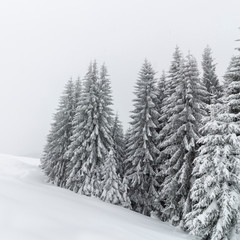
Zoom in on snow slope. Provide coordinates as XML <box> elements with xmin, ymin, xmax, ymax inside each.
<box><xmin>0</xmin><ymin>154</ymin><xmax>194</xmax><ymax>240</ymax></box>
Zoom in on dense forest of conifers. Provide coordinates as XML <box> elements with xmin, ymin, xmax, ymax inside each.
<box><xmin>41</xmin><ymin>44</ymin><xmax>240</xmax><ymax>240</ymax></box>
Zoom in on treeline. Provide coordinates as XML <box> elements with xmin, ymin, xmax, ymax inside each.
<box><xmin>41</xmin><ymin>45</ymin><xmax>240</xmax><ymax>240</ymax></box>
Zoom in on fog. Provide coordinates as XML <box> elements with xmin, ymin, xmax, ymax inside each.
<box><xmin>0</xmin><ymin>0</ymin><xmax>239</xmax><ymax>157</ymax></box>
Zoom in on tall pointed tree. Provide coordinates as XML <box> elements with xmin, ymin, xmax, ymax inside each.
<box><xmin>185</xmin><ymin>101</ymin><xmax>240</xmax><ymax>240</ymax></box>
<box><xmin>65</xmin><ymin>62</ymin><xmax>114</xmax><ymax>197</ymax></box>
<box><xmin>64</xmin><ymin>63</ymin><xmax>98</xmax><ymax>193</ymax></box>
<box><xmin>41</xmin><ymin>79</ymin><xmax>76</xmax><ymax>187</ymax></box>
<box><xmin>159</xmin><ymin>54</ymin><xmax>208</xmax><ymax>225</ymax></box>
<box><xmin>202</xmin><ymin>46</ymin><xmax>222</xmax><ymax>103</ymax></box>
<box><xmin>157</xmin><ymin>47</ymin><xmax>183</xmax><ymax>176</ymax></box>
<box><xmin>167</xmin><ymin>47</ymin><xmax>240</xmax><ymax>238</ymax></box>
<box><xmin>126</xmin><ymin>59</ymin><xmax>160</xmax><ymax>216</ymax></box>
<box><xmin>154</xmin><ymin>71</ymin><xmax>167</xmax><ymax>213</ymax></box>
<box><xmin>156</xmin><ymin>47</ymin><xmax>183</xmax><ymax>217</ymax></box>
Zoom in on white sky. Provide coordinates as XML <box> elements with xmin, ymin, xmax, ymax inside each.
<box><xmin>0</xmin><ymin>0</ymin><xmax>239</xmax><ymax>157</ymax></box>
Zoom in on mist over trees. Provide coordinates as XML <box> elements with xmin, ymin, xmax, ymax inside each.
<box><xmin>41</xmin><ymin>44</ymin><xmax>240</xmax><ymax>240</ymax></box>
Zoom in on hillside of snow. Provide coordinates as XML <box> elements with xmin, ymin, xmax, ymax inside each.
<box><xmin>0</xmin><ymin>154</ymin><xmax>194</xmax><ymax>240</ymax></box>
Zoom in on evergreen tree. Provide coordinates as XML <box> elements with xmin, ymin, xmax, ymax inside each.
<box><xmin>64</xmin><ymin>63</ymin><xmax>98</xmax><ymax>193</ymax></box>
<box><xmin>184</xmin><ymin>103</ymin><xmax>240</xmax><ymax>240</ymax></box>
<box><xmin>126</xmin><ymin>59</ymin><xmax>160</xmax><ymax>216</ymax></box>
<box><xmin>65</xmin><ymin>62</ymin><xmax>114</xmax><ymax>197</ymax></box>
<box><xmin>63</xmin><ymin>78</ymin><xmax>82</xmax><ymax>183</ymax></box>
<box><xmin>159</xmin><ymin>54</ymin><xmax>207</xmax><ymax>225</ymax></box>
<box><xmin>41</xmin><ymin>79</ymin><xmax>76</xmax><ymax>187</ymax></box>
<box><xmin>153</xmin><ymin>71</ymin><xmax>167</xmax><ymax>213</ymax></box>
<box><xmin>157</xmin><ymin>47</ymin><xmax>183</xmax><ymax>181</ymax></box>
<box><xmin>202</xmin><ymin>46</ymin><xmax>222</xmax><ymax>103</ymax></box>
<box><xmin>156</xmin><ymin>47</ymin><xmax>183</xmax><ymax>219</ymax></box>
<box><xmin>112</xmin><ymin>114</ymin><xmax>125</xmax><ymax>177</ymax></box>
<box><xmin>100</xmin><ymin>148</ymin><xmax>130</xmax><ymax>207</ymax></box>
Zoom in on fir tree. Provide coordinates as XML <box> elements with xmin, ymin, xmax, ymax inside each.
<box><xmin>202</xmin><ymin>46</ymin><xmax>222</xmax><ymax>103</ymax></box>
<box><xmin>65</xmin><ymin>62</ymin><xmax>114</xmax><ymax>197</ymax></box>
<box><xmin>100</xmin><ymin>148</ymin><xmax>130</xmax><ymax>207</ymax></box>
<box><xmin>153</xmin><ymin>71</ymin><xmax>167</xmax><ymax>213</ymax></box>
<box><xmin>64</xmin><ymin>63</ymin><xmax>99</xmax><ymax>193</ymax></box>
<box><xmin>62</xmin><ymin>78</ymin><xmax>82</xmax><ymax>184</ymax></box>
<box><xmin>156</xmin><ymin>47</ymin><xmax>183</xmax><ymax>218</ymax></box>
<box><xmin>159</xmin><ymin>54</ymin><xmax>207</xmax><ymax>225</ymax></box>
<box><xmin>41</xmin><ymin>79</ymin><xmax>76</xmax><ymax>187</ymax></box>
<box><xmin>126</xmin><ymin>59</ymin><xmax>160</xmax><ymax>216</ymax></box>
<box><xmin>184</xmin><ymin>103</ymin><xmax>240</xmax><ymax>240</ymax></box>
<box><xmin>157</xmin><ymin>47</ymin><xmax>183</xmax><ymax>180</ymax></box>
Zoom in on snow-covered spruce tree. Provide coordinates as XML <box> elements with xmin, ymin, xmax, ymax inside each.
<box><xmin>157</xmin><ymin>47</ymin><xmax>183</xmax><ymax>174</ymax></box>
<box><xmin>159</xmin><ymin>54</ymin><xmax>208</xmax><ymax>225</ymax></box>
<box><xmin>112</xmin><ymin>114</ymin><xmax>125</xmax><ymax>177</ymax></box>
<box><xmin>125</xmin><ymin>59</ymin><xmax>160</xmax><ymax>216</ymax></box>
<box><xmin>184</xmin><ymin>103</ymin><xmax>240</xmax><ymax>240</ymax></box>
<box><xmin>202</xmin><ymin>46</ymin><xmax>222</xmax><ymax>103</ymax></box>
<box><xmin>62</xmin><ymin>78</ymin><xmax>82</xmax><ymax>183</ymax></box>
<box><xmin>100</xmin><ymin>147</ymin><xmax>130</xmax><ymax>207</ymax></box>
<box><xmin>41</xmin><ymin>79</ymin><xmax>76</xmax><ymax>187</ymax></box>
<box><xmin>65</xmin><ymin>62</ymin><xmax>114</xmax><ymax>197</ymax></box>
<box><xmin>64</xmin><ymin>63</ymin><xmax>98</xmax><ymax>193</ymax></box>
<box><xmin>153</xmin><ymin>71</ymin><xmax>167</xmax><ymax>213</ymax></box>
<box><xmin>156</xmin><ymin>47</ymin><xmax>183</xmax><ymax>217</ymax></box>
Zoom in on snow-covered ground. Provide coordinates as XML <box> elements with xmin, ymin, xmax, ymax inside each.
<box><xmin>0</xmin><ymin>154</ymin><xmax>194</xmax><ymax>240</ymax></box>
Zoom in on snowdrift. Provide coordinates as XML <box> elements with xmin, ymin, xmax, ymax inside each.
<box><xmin>0</xmin><ymin>154</ymin><xmax>194</xmax><ymax>240</ymax></box>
